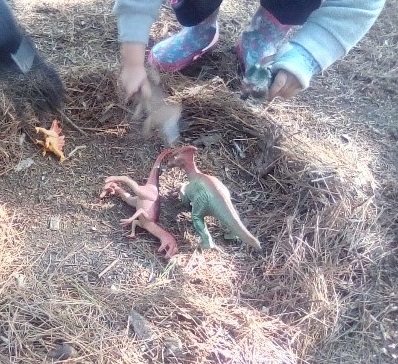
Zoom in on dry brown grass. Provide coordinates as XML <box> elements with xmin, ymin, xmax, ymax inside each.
<box><xmin>0</xmin><ymin>0</ymin><xmax>397</xmax><ymax>363</ymax></box>
<box><xmin>0</xmin><ymin>98</ymin><xmax>20</xmax><ymax>176</ymax></box>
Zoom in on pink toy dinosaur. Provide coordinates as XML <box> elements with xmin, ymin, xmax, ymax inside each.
<box><xmin>100</xmin><ymin>149</ymin><xmax>178</xmax><ymax>259</ymax></box>
<box><xmin>166</xmin><ymin>145</ymin><xmax>262</xmax><ymax>251</ymax></box>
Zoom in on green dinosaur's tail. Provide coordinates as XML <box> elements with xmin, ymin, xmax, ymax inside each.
<box><xmin>208</xmin><ymin>194</ymin><xmax>261</xmax><ymax>251</ymax></box>
<box><xmin>223</xmin><ymin>213</ymin><xmax>261</xmax><ymax>250</ymax></box>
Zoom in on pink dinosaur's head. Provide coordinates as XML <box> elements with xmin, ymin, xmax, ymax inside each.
<box><xmin>167</xmin><ymin>145</ymin><xmax>198</xmax><ymax>169</ymax></box>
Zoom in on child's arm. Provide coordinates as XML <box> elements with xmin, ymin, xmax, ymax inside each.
<box><xmin>113</xmin><ymin>0</ymin><xmax>162</xmax><ymax>46</ymax></box>
<box><xmin>270</xmin><ymin>0</ymin><xmax>386</xmax><ymax>100</ymax></box>
<box><xmin>113</xmin><ymin>0</ymin><xmax>163</xmax><ymax>100</ymax></box>
<box><xmin>119</xmin><ymin>42</ymin><xmax>151</xmax><ymax>102</ymax></box>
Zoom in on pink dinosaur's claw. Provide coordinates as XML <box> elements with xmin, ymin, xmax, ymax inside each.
<box><xmin>158</xmin><ymin>239</ymin><xmax>178</xmax><ymax>259</ymax></box>
<box><xmin>104</xmin><ymin>176</ymin><xmax>116</xmax><ymax>183</ymax></box>
<box><xmin>119</xmin><ymin>218</ymin><xmax>131</xmax><ymax>226</ymax></box>
<box><xmin>105</xmin><ymin>176</ymin><xmax>127</xmax><ymax>185</ymax></box>
<box><xmin>166</xmin><ymin>246</ymin><xmax>178</xmax><ymax>259</ymax></box>
<box><xmin>100</xmin><ymin>182</ymin><xmax>120</xmax><ymax>198</ymax></box>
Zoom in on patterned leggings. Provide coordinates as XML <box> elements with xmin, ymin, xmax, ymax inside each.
<box><xmin>171</xmin><ymin>0</ymin><xmax>322</xmax><ymax>27</ymax></box>
<box><xmin>0</xmin><ymin>0</ymin><xmax>23</xmax><ymax>57</ymax></box>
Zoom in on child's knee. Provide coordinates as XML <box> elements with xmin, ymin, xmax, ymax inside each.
<box><xmin>172</xmin><ymin>0</ymin><xmax>223</xmax><ymax>26</ymax></box>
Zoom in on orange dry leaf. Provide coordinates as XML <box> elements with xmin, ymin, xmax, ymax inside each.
<box><xmin>35</xmin><ymin>119</ymin><xmax>66</xmax><ymax>162</ymax></box>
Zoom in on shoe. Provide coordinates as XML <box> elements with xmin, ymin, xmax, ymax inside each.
<box><xmin>148</xmin><ymin>21</ymin><xmax>219</xmax><ymax>72</ymax></box>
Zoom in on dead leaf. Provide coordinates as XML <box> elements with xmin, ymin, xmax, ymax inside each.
<box><xmin>128</xmin><ymin>309</ymin><xmax>155</xmax><ymax>341</ymax></box>
<box><xmin>164</xmin><ymin>336</ymin><xmax>184</xmax><ymax>358</ymax></box>
<box><xmin>13</xmin><ymin>273</ymin><xmax>25</xmax><ymax>288</ymax></box>
<box><xmin>35</xmin><ymin>120</ymin><xmax>66</xmax><ymax>162</ymax></box>
<box><xmin>14</xmin><ymin>158</ymin><xmax>35</xmax><ymax>172</ymax></box>
<box><xmin>255</xmin><ymin>126</ymin><xmax>283</xmax><ymax>177</ymax></box>
<box><xmin>48</xmin><ymin>343</ymin><xmax>78</xmax><ymax>360</ymax></box>
<box><xmin>49</xmin><ymin>216</ymin><xmax>61</xmax><ymax>231</ymax></box>
<box><xmin>192</xmin><ymin>133</ymin><xmax>222</xmax><ymax>148</ymax></box>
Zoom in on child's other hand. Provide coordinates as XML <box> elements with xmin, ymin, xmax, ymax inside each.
<box><xmin>119</xmin><ymin>42</ymin><xmax>151</xmax><ymax>102</ymax></box>
<box><xmin>119</xmin><ymin>63</ymin><xmax>151</xmax><ymax>102</ymax></box>
<box><xmin>268</xmin><ymin>69</ymin><xmax>302</xmax><ymax>101</ymax></box>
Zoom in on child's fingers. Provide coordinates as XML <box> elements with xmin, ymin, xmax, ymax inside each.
<box><xmin>268</xmin><ymin>70</ymin><xmax>302</xmax><ymax>100</ymax></box>
<box><xmin>140</xmin><ymin>79</ymin><xmax>152</xmax><ymax>101</ymax></box>
<box><xmin>268</xmin><ymin>70</ymin><xmax>288</xmax><ymax>100</ymax></box>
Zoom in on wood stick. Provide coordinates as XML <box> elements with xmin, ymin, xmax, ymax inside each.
<box><xmin>58</xmin><ymin>109</ymin><xmax>88</xmax><ymax>136</ymax></box>
<box><xmin>98</xmin><ymin>258</ymin><xmax>119</xmax><ymax>278</ymax></box>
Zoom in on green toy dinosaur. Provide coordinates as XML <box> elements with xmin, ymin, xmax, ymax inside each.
<box><xmin>167</xmin><ymin>145</ymin><xmax>262</xmax><ymax>251</ymax></box>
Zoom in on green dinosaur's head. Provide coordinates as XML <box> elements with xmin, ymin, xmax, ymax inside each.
<box><xmin>167</xmin><ymin>145</ymin><xmax>198</xmax><ymax>169</ymax></box>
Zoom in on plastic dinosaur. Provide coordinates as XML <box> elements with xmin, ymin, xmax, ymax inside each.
<box><xmin>35</xmin><ymin>119</ymin><xmax>66</xmax><ymax>162</ymax></box>
<box><xmin>100</xmin><ymin>149</ymin><xmax>178</xmax><ymax>259</ymax></box>
<box><xmin>166</xmin><ymin>145</ymin><xmax>261</xmax><ymax>251</ymax></box>
<box><xmin>241</xmin><ymin>64</ymin><xmax>274</xmax><ymax>100</ymax></box>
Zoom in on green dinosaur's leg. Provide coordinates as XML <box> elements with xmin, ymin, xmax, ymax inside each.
<box><xmin>191</xmin><ymin>204</ymin><xmax>215</xmax><ymax>249</ymax></box>
<box><xmin>179</xmin><ymin>182</ymin><xmax>191</xmax><ymax>207</ymax></box>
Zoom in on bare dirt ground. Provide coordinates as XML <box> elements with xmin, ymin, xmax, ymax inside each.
<box><xmin>0</xmin><ymin>0</ymin><xmax>397</xmax><ymax>363</ymax></box>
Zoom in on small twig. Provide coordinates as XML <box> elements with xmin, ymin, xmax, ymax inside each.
<box><xmin>79</xmin><ymin>123</ymin><xmax>131</xmax><ymax>133</ymax></box>
<box><xmin>115</xmin><ymin>103</ymin><xmax>138</xmax><ymax>116</ymax></box>
<box><xmin>21</xmin><ymin>123</ymin><xmax>38</xmax><ymax>145</ymax></box>
<box><xmin>0</xmin><ymin>336</ymin><xmax>10</xmax><ymax>345</ymax></box>
<box><xmin>78</xmin><ymin>127</ymin><xmax>114</xmax><ymax>132</ymax></box>
<box><xmin>98</xmin><ymin>258</ymin><xmax>119</xmax><ymax>278</ymax></box>
<box><xmin>311</xmin><ymin>175</ymin><xmax>335</xmax><ymax>183</ymax></box>
<box><xmin>67</xmin><ymin>145</ymin><xmax>87</xmax><ymax>159</ymax></box>
<box><xmin>31</xmin><ymin>83</ymin><xmax>87</xmax><ymax>136</ymax></box>
<box><xmin>267</xmin><ymin>174</ymin><xmax>288</xmax><ymax>194</ymax></box>
<box><xmin>220</xmin><ymin>144</ymin><xmax>257</xmax><ymax>178</ymax></box>
<box><xmin>126</xmin><ymin>310</ymin><xmax>131</xmax><ymax>337</ymax></box>
<box><xmin>58</xmin><ymin>109</ymin><xmax>88</xmax><ymax>136</ymax></box>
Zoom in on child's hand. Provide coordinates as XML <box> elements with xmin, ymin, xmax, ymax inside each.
<box><xmin>119</xmin><ymin>63</ymin><xmax>151</xmax><ymax>102</ymax></box>
<box><xmin>268</xmin><ymin>69</ymin><xmax>302</xmax><ymax>101</ymax></box>
<box><xmin>119</xmin><ymin>42</ymin><xmax>151</xmax><ymax>102</ymax></box>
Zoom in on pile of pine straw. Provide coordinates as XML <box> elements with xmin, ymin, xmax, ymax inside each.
<box><xmin>0</xmin><ymin>101</ymin><xmax>20</xmax><ymax>176</ymax></box>
<box><xmin>1</xmin><ymin>0</ymin><xmax>397</xmax><ymax>363</ymax></box>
